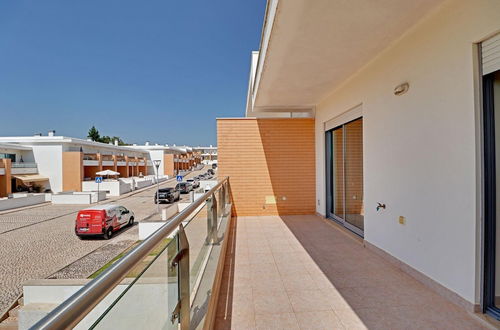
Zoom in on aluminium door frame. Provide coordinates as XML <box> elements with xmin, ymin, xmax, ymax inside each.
<box><xmin>325</xmin><ymin>117</ymin><xmax>364</xmax><ymax>237</ymax></box>
<box><xmin>483</xmin><ymin>71</ymin><xmax>500</xmax><ymax>319</ymax></box>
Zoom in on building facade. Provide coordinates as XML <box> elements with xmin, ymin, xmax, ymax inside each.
<box><xmin>218</xmin><ymin>0</ymin><xmax>500</xmax><ymax>319</ymax></box>
<box><xmin>0</xmin><ymin>135</ymin><xmax>149</xmax><ymax>194</ymax></box>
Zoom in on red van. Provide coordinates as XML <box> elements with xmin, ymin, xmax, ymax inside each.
<box><xmin>75</xmin><ymin>205</ymin><xmax>135</xmax><ymax>240</ymax></box>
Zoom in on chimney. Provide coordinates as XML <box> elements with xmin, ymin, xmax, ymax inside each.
<box><xmin>48</xmin><ymin>130</ymin><xmax>56</xmax><ymax>137</ymax></box>
<box><xmin>145</xmin><ymin>141</ymin><xmax>150</xmax><ymax>146</ymax></box>
<box><xmin>114</xmin><ymin>139</ymin><xmax>118</xmax><ymax>146</ymax></box>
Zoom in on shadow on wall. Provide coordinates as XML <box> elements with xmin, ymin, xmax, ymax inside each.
<box><xmin>256</xmin><ymin>118</ymin><xmax>316</xmax><ymax>215</ymax></box>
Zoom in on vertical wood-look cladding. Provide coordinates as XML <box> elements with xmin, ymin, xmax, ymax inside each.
<box><xmin>217</xmin><ymin>118</ymin><xmax>316</xmax><ymax>216</ymax></box>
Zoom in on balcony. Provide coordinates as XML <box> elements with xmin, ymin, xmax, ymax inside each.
<box><xmin>101</xmin><ymin>155</ymin><xmax>114</xmax><ymax>166</ymax></box>
<box><xmin>20</xmin><ymin>175</ymin><xmax>494</xmax><ymax>329</ymax></box>
<box><xmin>214</xmin><ymin>215</ymin><xmax>488</xmax><ymax>329</ymax></box>
<box><xmin>83</xmin><ymin>154</ymin><xmax>99</xmax><ymax>166</ymax></box>
<box><xmin>10</xmin><ymin>162</ymin><xmax>38</xmax><ymax>175</ymax></box>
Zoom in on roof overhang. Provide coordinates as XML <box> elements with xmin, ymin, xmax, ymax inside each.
<box><xmin>129</xmin><ymin>145</ymin><xmax>185</xmax><ymax>154</ymax></box>
<box><xmin>0</xmin><ymin>143</ymin><xmax>32</xmax><ymax>151</ymax></box>
<box><xmin>0</xmin><ymin>137</ymin><xmax>149</xmax><ymax>154</ymax></box>
<box><xmin>250</xmin><ymin>0</ymin><xmax>445</xmax><ymax>113</ymax></box>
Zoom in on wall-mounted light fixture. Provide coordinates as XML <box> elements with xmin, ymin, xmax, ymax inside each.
<box><xmin>394</xmin><ymin>82</ymin><xmax>410</xmax><ymax>96</ymax></box>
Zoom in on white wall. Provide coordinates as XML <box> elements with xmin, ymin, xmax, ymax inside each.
<box><xmin>148</xmin><ymin>150</ymin><xmax>164</xmax><ymax>175</ymax></box>
<box><xmin>51</xmin><ymin>191</ymin><xmax>106</xmax><ymax>204</ymax></box>
<box><xmin>315</xmin><ymin>0</ymin><xmax>500</xmax><ymax>304</ymax></box>
<box><xmin>82</xmin><ymin>180</ymin><xmax>132</xmax><ymax>196</ymax></box>
<box><xmin>30</xmin><ymin>145</ymin><xmax>63</xmax><ymax>193</ymax></box>
<box><xmin>0</xmin><ymin>194</ymin><xmax>47</xmax><ymax>211</ymax></box>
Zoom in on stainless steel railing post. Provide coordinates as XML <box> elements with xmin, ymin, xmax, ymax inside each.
<box><xmin>177</xmin><ymin>225</ymin><xmax>190</xmax><ymax>329</ymax></box>
<box><xmin>207</xmin><ymin>193</ymin><xmax>218</xmax><ymax>244</ymax></box>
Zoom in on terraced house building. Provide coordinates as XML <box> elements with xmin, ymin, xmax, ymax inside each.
<box><xmin>216</xmin><ymin>0</ymin><xmax>500</xmax><ymax>323</ymax></box>
<box><xmin>0</xmin><ymin>133</ymin><xmax>150</xmax><ymax>195</ymax></box>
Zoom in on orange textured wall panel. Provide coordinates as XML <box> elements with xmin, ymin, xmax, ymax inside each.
<box><xmin>217</xmin><ymin>118</ymin><xmax>316</xmax><ymax>216</ymax></box>
<box><xmin>0</xmin><ymin>159</ymin><xmax>12</xmax><ymax>197</ymax></box>
<box><xmin>164</xmin><ymin>154</ymin><xmax>175</xmax><ymax>176</ymax></box>
<box><xmin>62</xmin><ymin>152</ymin><xmax>83</xmax><ymax>192</ymax></box>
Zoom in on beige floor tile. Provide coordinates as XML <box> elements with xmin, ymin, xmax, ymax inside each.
<box><xmin>276</xmin><ymin>262</ymin><xmax>310</xmax><ymax>277</ymax></box>
<box><xmin>287</xmin><ymin>289</ymin><xmax>335</xmax><ymax>312</ymax></box>
<box><xmin>269</xmin><ymin>242</ymin><xmax>294</xmax><ymax>253</ymax></box>
<box><xmin>251</xmin><ymin>274</ymin><xmax>286</xmax><ymax>293</ymax></box>
<box><xmin>309</xmin><ymin>272</ymin><xmax>336</xmax><ymax>290</ymax></box>
<box><xmin>232</xmin><ymin>270</ymin><xmax>252</xmax><ymax>289</ymax></box>
<box><xmin>273</xmin><ymin>252</ymin><xmax>306</xmax><ymax>265</ymax></box>
<box><xmin>228</xmin><ymin>311</ymin><xmax>257</xmax><ymax>330</ymax></box>
<box><xmin>295</xmin><ymin>310</ymin><xmax>345</xmax><ymax>330</ymax></box>
<box><xmin>333</xmin><ymin>308</ymin><xmax>368</xmax><ymax>330</ymax></box>
<box><xmin>248</xmin><ymin>244</ymin><xmax>272</xmax><ymax>254</ymax></box>
<box><xmin>249</xmin><ymin>252</ymin><xmax>275</xmax><ymax>265</ymax></box>
<box><xmin>254</xmin><ymin>312</ymin><xmax>300</xmax><ymax>330</ymax></box>
<box><xmin>253</xmin><ymin>290</ymin><xmax>294</xmax><ymax>315</ymax></box>
<box><xmin>281</xmin><ymin>273</ymin><xmax>318</xmax><ymax>292</ymax></box>
<box><xmin>250</xmin><ymin>262</ymin><xmax>279</xmax><ymax>275</ymax></box>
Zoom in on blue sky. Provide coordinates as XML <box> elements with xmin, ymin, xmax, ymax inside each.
<box><xmin>0</xmin><ymin>1</ymin><xmax>266</xmax><ymax>146</ymax></box>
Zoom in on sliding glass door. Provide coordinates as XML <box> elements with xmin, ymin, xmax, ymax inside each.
<box><xmin>483</xmin><ymin>69</ymin><xmax>500</xmax><ymax>320</ymax></box>
<box><xmin>326</xmin><ymin>117</ymin><xmax>364</xmax><ymax>236</ymax></box>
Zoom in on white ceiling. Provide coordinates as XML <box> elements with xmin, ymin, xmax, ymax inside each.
<box><xmin>254</xmin><ymin>0</ymin><xmax>445</xmax><ymax>110</ymax></box>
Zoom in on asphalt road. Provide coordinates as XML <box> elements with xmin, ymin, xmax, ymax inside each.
<box><xmin>0</xmin><ymin>167</ymin><xmax>210</xmax><ymax>313</ymax></box>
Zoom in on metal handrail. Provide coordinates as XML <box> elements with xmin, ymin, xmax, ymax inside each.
<box><xmin>31</xmin><ymin>177</ymin><xmax>229</xmax><ymax>330</ymax></box>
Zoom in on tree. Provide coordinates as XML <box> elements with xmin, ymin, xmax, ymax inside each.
<box><xmin>87</xmin><ymin>126</ymin><xmax>100</xmax><ymax>142</ymax></box>
<box><xmin>87</xmin><ymin>126</ymin><xmax>128</xmax><ymax>145</ymax></box>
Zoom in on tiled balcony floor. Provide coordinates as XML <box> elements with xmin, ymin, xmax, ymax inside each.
<box><xmin>214</xmin><ymin>215</ymin><xmax>492</xmax><ymax>329</ymax></box>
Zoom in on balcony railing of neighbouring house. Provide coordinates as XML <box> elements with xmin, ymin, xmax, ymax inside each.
<box><xmin>32</xmin><ymin>177</ymin><xmax>232</xmax><ymax>330</ymax></box>
<box><xmin>83</xmin><ymin>154</ymin><xmax>98</xmax><ymax>161</ymax></box>
<box><xmin>11</xmin><ymin>162</ymin><xmax>37</xmax><ymax>168</ymax></box>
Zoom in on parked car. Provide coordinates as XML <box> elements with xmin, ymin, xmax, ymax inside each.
<box><xmin>175</xmin><ymin>182</ymin><xmax>193</xmax><ymax>193</ymax></box>
<box><xmin>212</xmin><ymin>163</ymin><xmax>217</xmax><ymax>169</ymax></box>
<box><xmin>187</xmin><ymin>179</ymin><xmax>200</xmax><ymax>188</ymax></box>
<box><xmin>207</xmin><ymin>169</ymin><xmax>215</xmax><ymax>175</ymax></box>
<box><xmin>75</xmin><ymin>205</ymin><xmax>134</xmax><ymax>240</ymax></box>
<box><xmin>155</xmin><ymin>187</ymin><xmax>180</xmax><ymax>204</ymax></box>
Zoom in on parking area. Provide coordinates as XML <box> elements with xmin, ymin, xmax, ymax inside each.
<box><xmin>0</xmin><ymin>167</ymin><xmax>212</xmax><ymax>312</ymax></box>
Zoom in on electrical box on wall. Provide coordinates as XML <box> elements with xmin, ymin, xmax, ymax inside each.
<box><xmin>265</xmin><ymin>195</ymin><xmax>277</xmax><ymax>204</ymax></box>
<box><xmin>399</xmin><ymin>216</ymin><xmax>406</xmax><ymax>225</ymax></box>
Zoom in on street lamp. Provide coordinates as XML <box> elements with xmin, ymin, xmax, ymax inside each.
<box><xmin>153</xmin><ymin>159</ymin><xmax>161</xmax><ymax>214</ymax></box>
